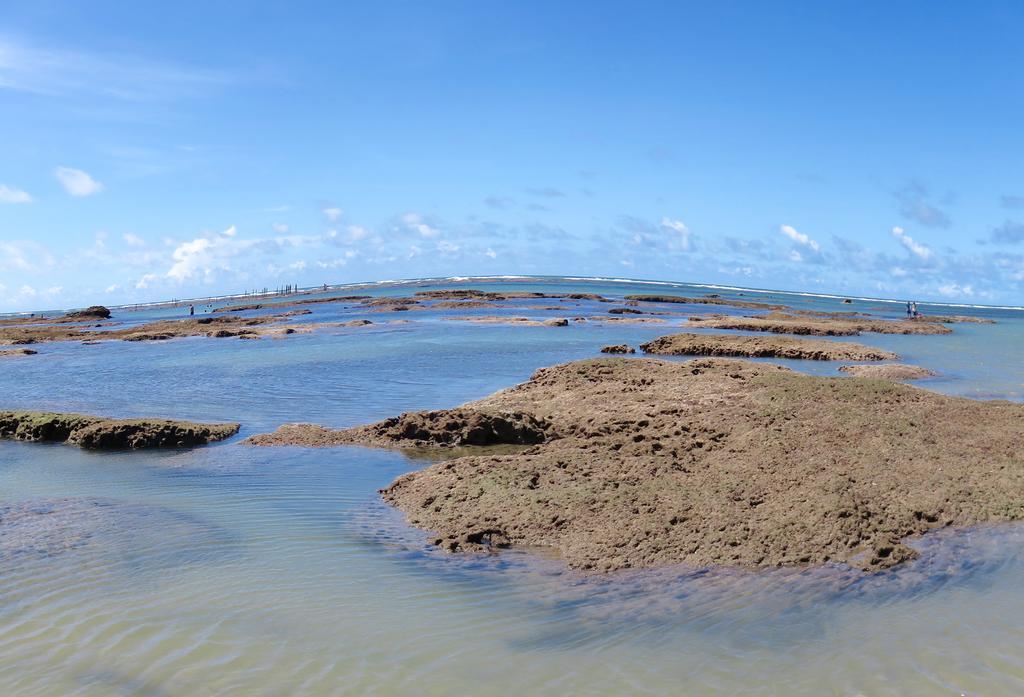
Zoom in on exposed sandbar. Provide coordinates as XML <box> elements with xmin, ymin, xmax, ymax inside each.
<box><xmin>0</xmin><ymin>411</ymin><xmax>239</xmax><ymax>449</ymax></box>
<box><xmin>640</xmin><ymin>332</ymin><xmax>896</xmax><ymax>361</ymax></box>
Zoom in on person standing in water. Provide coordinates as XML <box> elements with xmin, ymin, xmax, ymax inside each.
<box><xmin>911</xmin><ymin>301</ymin><xmax>919</xmax><ymax>318</ymax></box>
<box><xmin>189</xmin><ymin>304</ymin><xmax>194</xmax><ymax>316</ymax></box>
<box><xmin>906</xmin><ymin>301</ymin><xmax>912</xmax><ymax>318</ymax></box>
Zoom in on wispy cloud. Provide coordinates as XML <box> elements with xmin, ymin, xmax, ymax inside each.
<box><xmin>484</xmin><ymin>196</ymin><xmax>514</xmax><ymax>209</ymax></box>
<box><xmin>0</xmin><ymin>37</ymin><xmax>237</xmax><ymax>102</ymax></box>
<box><xmin>891</xmin><ymin>226</ymin><xmax>933</xmax><ymax>261</ymax></box>
<box><xmin>0</xmin><ymin>184</ymin><xmax>32</xmax><ymax>203</ymax></box>
<box><xmin>525</xmin><ymin>187</ymin><xmax>565</xmax><ymax>198</ymax></box>
<box><xmin>55</xmin><ymin>167</ymin><xmax>103</xmax><ymax>197</ymax></box>
<box><xmin>992</xmin><ymin>220</ymin><xmax>1024</xmax><ymax>244</ymax></box>
<box><xmin>660</xmin><ymin>217</ymin><xmax>691</xmax><ymax>251</ymax></box>
<box><xmin>1000</xmin><ymin>195</ymin><xmax>1024</xmax><ymax>210</ymax></box>
<box><xmin>400</xmin><ymin>212</ymin><xmax>440</xmax><ymax>238</ymax></box>
<box><xmin>779</xmin><ymin>224</ymin><xmax>821</xmax><ymax>252</ymax></box>
<box><xmin>894</xmin><ymin>181</ymin><xmax>951</xmax><ymax>228</ymax></box>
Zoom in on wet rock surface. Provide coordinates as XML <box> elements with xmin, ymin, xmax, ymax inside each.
<box><xmin>640</xmin><ymin>332</ymin><xmax>896</xmax><ymax>361</ymax></box>
<box><xmin>0</xmin><ymin>349</ymin><xmax>37</xmax><ymax>357</ymax></box>
<box><xmin>625</xmin><ymin>294</ymin><xmax>786</xmax><ymax>310</ymax></box>
<box><xmin>0</xmin><ymin>411</ymin><xmax>239</xmax><ymax>449</ymax></box>
<box><xmin>690</xmin><ymin>313</ymin><xmax>952</xmax><ymax>336</ymax></box>
<box><xmin>838</xmin><ymin>364</ymin><xmax>938</xmax><ymax>381</ymax></box>
<box><xmin>600</xmin><ymin>344</ymin><xmax>636</xmax><ymax>354</ymax></box>
<box><xmin>365</xmin><ymin>358</ymin><xmax>1024</xmax><ymax>573</ymax></box>
<box><xmin>247</xmin><ymin>408</ymin><xmax>551</xmax><ymax>448</ymax></box>
<box><xmin>63</xmin><ymin>305</ymin><xmax>112</xmax><ymax>320</ymax></box>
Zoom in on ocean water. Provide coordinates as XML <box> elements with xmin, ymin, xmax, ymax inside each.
<box><xmin>1</xmin><ymin>276</ymin><xmax>1023</xmax><ymax>696</ymax></box>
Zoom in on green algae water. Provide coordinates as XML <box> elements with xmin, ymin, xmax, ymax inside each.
<box><xmin>2</xmin><ymin>277</ymin><xmax>1024</xmax><ymax>696</ymax></box>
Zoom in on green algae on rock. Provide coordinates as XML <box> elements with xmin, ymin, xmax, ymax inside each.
<box><xmin>0</xmin><ymin>411</ymin><xmax>239</xmax><ymax>449</ymax></box>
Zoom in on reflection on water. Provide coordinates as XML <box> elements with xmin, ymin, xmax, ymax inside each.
<box><xmin>1</xmin><ymin>278</ymin><xmax>1023</xmax><ymax>695</ymax></box>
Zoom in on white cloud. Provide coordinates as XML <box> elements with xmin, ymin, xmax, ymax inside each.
<box><xmin>0</xmin><ymin>184</ymin><xmax>32</xmax><ymax>203</ymax></box>
<box><xmin>167</xmin><ymin>237</ymin><xmax>216</xmax><ymax>280</ymax></box>
<box><xmin>788</xmin><ymin>249</ymin><xmax>804</xmax><ymax>263</ymax></box>
<box><xmin>346</xmin><ymin>225</ymin><xmax>369</xmax><ymax>242</ymax></box>
<box><xmin>891</xmin><ymin>226</ymin><xmax>932</xmax><ymax>261</ymax></box>
<box><xmin>484</xmin><ymin>248</ymin><xmax>497</xmax><ymax>259</ymax></box>
<box><xmin>402</xmin><ymin>212</ymin><xmax>440</xmax><ymax>238</ymax></box>
<box><xmin>272</xmin><ymin>222</ymin><xmax>289</xmax><ymax>234</ymax></box>
<box><xmin>779</xmin><ymin>224</ymin><xmax>820</xmax><ymax>252</ymax></box>
<box><xmin>105</xmin><ymin>284</ymin><xmax>121</xmax><ymax>293</ymax></box>
<box><xmin>122</xmin><ymin>232</ymin><xmax>145</xmax><ymax>247</ymax></box>
<box><xmin>660</xmin><ymin>217</ymin><xmax>691</xmax><ymax>251</ymax></box>
<box><xmin>55</xmin><ymin>167</ymin><xmax>103</xmax><ymax>197</ymax></box>
<box><xmin>135</xmin><ymin>273</ymin><xmax>158</xmax><ymax>289</ymax></box>
<box><xmin>323</xmin><ymin>207</ymin><xmax>342</xmax><ymax>222</ymax></box>
<box><xmin>437</xmin><ymin>240</ymin><xmax>459</xmax><ymax>254</ymax></box>
<box><xmin>937</xmin><ymin>282</ymin><xmax>974</xmax><ymax>297</ymax></box>
<box><xmin>0</xmin><ymin>241</ymin><xmax>55</xmax><ymax>272</ymax></box>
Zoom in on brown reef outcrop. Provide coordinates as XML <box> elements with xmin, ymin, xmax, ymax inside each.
<box><xmin>639</xmin><ymin>332</ymin><xmax>896</xmax><ymax>361</ymax></box>
<box><xmin>251</xmin><ymin>357</ymin><xmax>1024</xmax><ymax>573</ymax></box>
<box><xmin>0</xmin><ymin>411</ymin><xmax>239</xmax><ymax>449</ymax></box>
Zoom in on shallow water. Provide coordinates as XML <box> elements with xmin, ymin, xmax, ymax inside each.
<box><xmin>2</xmin><ymin>277</ymin><xmax>1024</xmax><ymax>695</ymax></box>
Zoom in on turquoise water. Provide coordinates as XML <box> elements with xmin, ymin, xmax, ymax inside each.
<box><xmin>2</xmin><ymin>277</ymin><xmax>1024</xmax><ymax>695</ymax></box>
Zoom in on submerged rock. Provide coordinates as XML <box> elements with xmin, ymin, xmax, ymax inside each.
<box><xmin>0</xmin><ymin>497</ymin><xmax>233</xmax><ymax>566</ymax></box>
<box><xmin>364</xmin><ymin>358</ymin><xmax>1024</xmax><ymax>573</ymax></box>
<box><xmin>640</xmin><ymin>332</ymin><xmax>896</xmax><ymax>361</ymax></box>
<box><xmin>0</xmin><ymin>411</ymin><xmax>239</xmax><ymax>449</ymax></box>
<box><xmin>0</xmin><ymin>348</ymin><xmax>37</xmax><ymax>357</ymax></box>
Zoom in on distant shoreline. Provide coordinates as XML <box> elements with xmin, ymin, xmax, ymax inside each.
<box><xmin>4</xmin><ymin>274</ymin><xmax>1024</xmax><ymax>319</ymax></box>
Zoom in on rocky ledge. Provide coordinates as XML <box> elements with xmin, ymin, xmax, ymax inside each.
<box><xmin>0</xmin><ymin>349</ymin><xmax>37</xmax><ymax>358</ymax></box>
<box><xmin>838</xmin><ymin>364</ymin><xmax>937</xmax><ymax>381</ymax></box>
<box><xmin>247</xmin><ymin>408</ymin><xmax>550</xmax><ymax>448</ymax></box>
<box><xmin>688</xmin><ymin>313</ymin><xmax>952</xmax><ymax>336</ymax></box>
<box><xmin>362</xmin><ymin>358</ymin><xmax>1024</xmax><ymax>573</ymax></box>
<box><xmin>639</xmin><ymin>332</ymin><xmax>896</xmax><ymax>361</ymax></box>
<box><xmin>600</xmin><ymin>344</ymin><xmax>636</xmax><ymax>354</ymax></box>
<box><xmin>246</xmin><ymin>357</ymin><xmax>1024</xmax><ymax>574</ymax></box>
<box><xmin>625</xmin><ymin>294</ymin><xmax>785</xmax><ymax>311</ymax></box>
<box><xmin>0</xmin><ymin>411</ymin><xmax>240</xmax><ymax>449</ymax></box>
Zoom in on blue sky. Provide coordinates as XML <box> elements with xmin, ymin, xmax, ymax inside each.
<box><xmin>2</xmin><ymin>1</ymin><xmax>1023</xmax><ymax>311</ymax></box>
